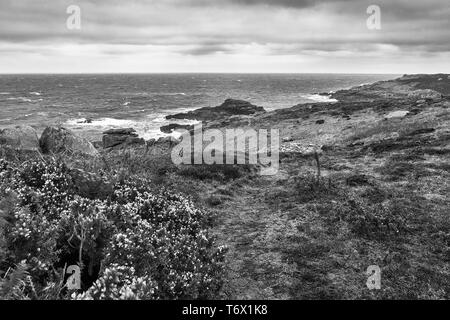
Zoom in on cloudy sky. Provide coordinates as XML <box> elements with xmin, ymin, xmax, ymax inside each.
<box><xmin>0</xmin><ymin>0</ymin><xmax>449</xmax><ymax>73</ymax></box>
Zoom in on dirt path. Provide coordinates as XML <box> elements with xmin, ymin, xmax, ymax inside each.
<box><xmin>212</xmin><ymin>170</ymin><xmax>301</xmax><ymax>300</ymax></box>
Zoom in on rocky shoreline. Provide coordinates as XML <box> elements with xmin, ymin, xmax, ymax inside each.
<box><xmin>1</xmin><ymin>74</ymin><xmax>449</xmax><ymax>158</ymax></box>
<box><xmin>1</xmin><ymin>73</ymin><xmax>449</xmax><ymax>299</ymax></box>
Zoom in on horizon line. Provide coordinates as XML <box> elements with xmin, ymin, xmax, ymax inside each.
<box><xmin>0</xmin><ymin>72</ymin><xmax>405</xmax><ymax>76</ymax></box>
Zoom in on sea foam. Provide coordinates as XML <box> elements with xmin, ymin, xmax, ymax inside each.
<box><xmin>302</xmin><ymin>94</ymin><xmax>338</xmax><ymax>103</ymax></box>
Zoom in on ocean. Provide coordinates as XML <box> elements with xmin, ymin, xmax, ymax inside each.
<box><xmin>0</xmin><ymin>73</ymin><xmax>396</xmax><ymax>141</ymax></box>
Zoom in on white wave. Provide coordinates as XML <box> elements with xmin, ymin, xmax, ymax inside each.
<box><xmin>177</xmin><ymin>119</ymin><xmax>198</xmax><ymax>126</ymax></box>
<box><xmin>0</xmin><ymin>92</ymin><xmax>10</xmax><ymax>95</ymax></box>
<box><xmin>65</xmin><ymin>114</ymin><xmax>199</xmax><ymax>141</ymax></box>
<box><xmin>146</xmin><ymin>114</ymin><xmax>169</xmax><ymax>124</ymax></box>
<box><xmin>66</xmin><ymin>117</ymin><xmax>136</xmax><ymax>127</ymax></box>
<box><xmin>146</xmin><ymin>113</ymin><xmax>198</xmax><ymax>126</ymax></box>
<box><xmin>155</xmin><ymin>92</ymin><xmax>187</xmax><ymax>96</ymax></box>
<box><xmin>30</xmin><ymin>92</ymin><xmax>42</xmax><ymax>96</ymax></box>
<box><xmin>7</xmin><ymin>97</ymin><xmax>34</xmax><ymax>102</ymax></box>
<box><xmin>302</xmin><ymin>94</ymin><xmax>337</xmax><ymax>103</ymax></box>
<box><xmin>123</xmin><ymin>101</ymin><xmax>131</xmax><ymax>106</ymax></box>
<box><xmin>65</xmin><ymin>117</ymin><xmax>165</xmax><ymax>140</ymax></box>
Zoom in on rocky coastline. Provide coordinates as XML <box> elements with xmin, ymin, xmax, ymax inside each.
<box><xmin>1</xmin><ymin>74</ymin><xmax>449</xmax><ymax>159</ymax></box>
<box><xmin>1</xmin><ymin>74</ymin><xmax>449</xmax><ymax>299</ymax></box>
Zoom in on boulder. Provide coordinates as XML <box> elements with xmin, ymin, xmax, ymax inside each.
<box><xmin>103</xmin><ymin>134</ymin><xmax>126</xmax><ymax>148</ymax></box>
<box><xmin>40</xmin><ymin>126</ymin><xmax>99</xmax><ymax>157</ymax></box>
<box><xmin>77</xmin><ymin>118</ymin><xmax>93</xmax><ymax>124</ymax></box>
<box><xmin>160</xmin><ymin>123</ymin><xmax>193</xmax><ymax>134</ymax></box>
<box><xmin>0</xmin><ymin>125</ymin><xmax>40</xmax><ymax>151</ymax></box>
<box><xmin>102</xmin><ymin>128</ymin><xmax>144</xmax><ymax>149</ymax></box>
<box><xmin>91</xmin><ymin>141</ymin><xmax>103</xmax><ymax>149</ymax></box>
<box><xmin>166</xmin><ymin>99</ymin><xmax>265</xmax><ymax>121</ymax></box>
<box><xmin>385</xmin><ymin>110</ymin><xmax>409</xmax><ymax>119</ymax></box>
<box><xmin>103</xmin><ymin>128</ymin><xmax>137</xmax><ymax>136</ymax></box>
<box><xmin>103</xmin><ymin>135</ymin><xmax>145</xmax><ymax>149</ymax></box>
<box><xmin>156</xmin><ymin>136</ymin><xmax>180</xmax><ymax>146</ymax></box>
<box><xmin>146</xmin><ymin>136</ymin><xmax>180</xmax><ymax>155</ymax></box>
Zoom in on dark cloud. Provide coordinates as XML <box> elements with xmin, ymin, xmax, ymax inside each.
<box><xmin>227</xmin><ymin>0</ymin><xmax>354</xmax><ymax>8</ymax></box>
<box><xmin>183</xmin><ymin>44</ymin><xmax>234</xmax><ymax>55</ymax></box>
<box><xmin>228</xmin><ymin>0</ymin><xmax>319</xmax><ymax>8</ymax></box>
<box><xmin>0</xmin><ymin>0</ymin><xmax>449</xmax><ymax>72</ymax></box>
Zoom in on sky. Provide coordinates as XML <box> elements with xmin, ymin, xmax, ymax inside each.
<box><xmin>0</xmin><ymin>0</ymin><xmax>449</xmax><ymax>74</ymax></box>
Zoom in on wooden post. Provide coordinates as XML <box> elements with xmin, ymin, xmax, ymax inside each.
<box><xmin>314</xmin><ymin>151</ymin><xmax>321</xmax><ymax>183</ymax></box>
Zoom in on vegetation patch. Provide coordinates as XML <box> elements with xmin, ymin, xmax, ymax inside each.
<box><xmin>295</xmin><ymin>175</ymin><xmax>339</xmax><ymax>203</ymax></box>
<box><xmin>0</xmin><ymin>158</ymin><xmax>226</xmax><ymax>300</ymax></box>
<box><xmin>178</xmin><ymin>163</ymin><xmax>255</xmax><ymax>182</ymax></box>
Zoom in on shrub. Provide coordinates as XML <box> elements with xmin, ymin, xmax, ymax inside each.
<box><xmin>377</xmin><ymin>159</ymin><xmax>428</xmax><ymax>181</ymax></box>
<box><xmin>178</xmin><ymin>163</ymin><xmax>253</xmax><ymax>182</ymax></box>
<box><xmin>294</xmin><ymin>174</ymin><xmax>337</xmax><ymax>203</ymax></box>
<box><xmin>102</xmin><ymin>151</ymin><xmax>177</xmax><ymax>178</ymax></box>
<box><xmin>0</xmin><ymin>158</ymin><xmax>227</xmax><ymax>300</ymax></box>
<box><xmin>345</xmin><ymin>174</ymin><xmax>372</xmax><ymax>187</ymax></box>
<box><xmin>0</xmin><ymin>262</ymin><xmax>32</xmax><ymax>300</ymax></box>
<box><xmin>205</xmin><ymin>195</ymin><xmax>223</xmax><ymax>207</ymax></box>
<box><xmin>323</xmin><ymin>195</ymin><xmax>409</xmax><ymax>240</ymax></box>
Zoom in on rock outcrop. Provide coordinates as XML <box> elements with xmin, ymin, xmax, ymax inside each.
<box><xmin>166</xmin><ymin>99</ymin><xmax>265</xmax><ymax>121</ymax></box>
<box><xmin>146</xmin><ymin>136</ymin><xmax>180</xmax><ymax>155</ymax></box>
<box><xmin>102</xmin><ymin>128</ymin><xmax>145</xmax><ymax>149</ymax></box>
<box><xmin>331</xmin><ymin>74</ymin><xmax>448</xmax><ymax>103</ymax></box>
<box><xmin>160</xmin><ymin>123</ymin><xmax>193</xmax><ymax>134</ymax></box>
<box><xmin>40</xmin><ymin>126</ymin><xmax>99</xmax><ymax>157</ymax></box>
<box><xmin>0</xmin><ymin>125</ymin><xmax>40</xmax><ymax>151</ymax></box>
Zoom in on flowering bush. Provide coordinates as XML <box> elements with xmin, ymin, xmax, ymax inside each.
<box><xmin>0</xmin><ymin>158</ymin><xmax>227</xmax><ymax>299</ymax></box>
